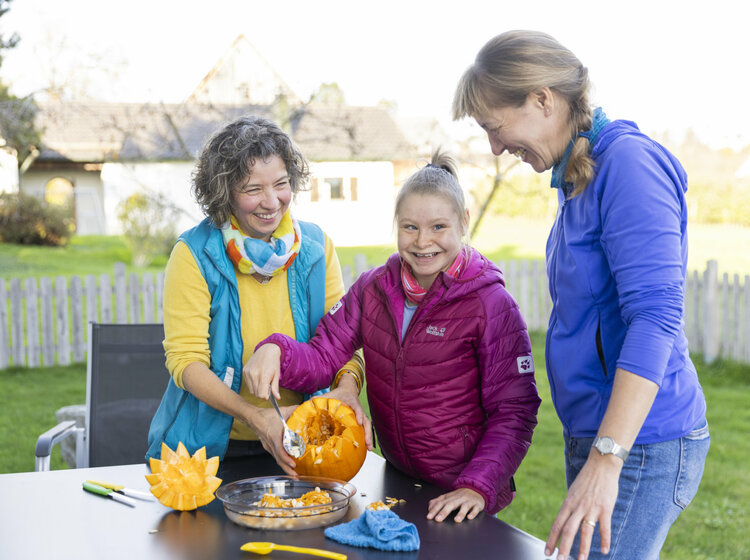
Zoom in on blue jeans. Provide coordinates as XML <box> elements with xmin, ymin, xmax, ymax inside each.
<box><xmin>565</xmin><ymin>419</ymin><xmax>709</xmax><ymax>559</ymax></box>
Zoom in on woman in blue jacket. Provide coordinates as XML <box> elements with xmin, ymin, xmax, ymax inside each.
<box><xmin>453</xmin><ymin>31</ymin><xmax>709</xmax><ymax>560</ymax></box>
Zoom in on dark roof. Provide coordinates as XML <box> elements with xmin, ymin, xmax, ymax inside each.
<box><xmin>34</xmin><ymin>101</ymin><xmax>416</xmax><ymax>164</ymax></box>
<box><xmin>290</xmin><ymin>103</ymin><xmax>414</xmax><ymax>161</ymax></box>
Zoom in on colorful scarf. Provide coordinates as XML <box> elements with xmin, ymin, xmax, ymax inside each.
<box><xmin>550</xmin><ymin>107</ymin><xmax>611</xmax><ymax>195</ymax></box>
<box><xmin>222</xmin><ymin>211</ymin><xmax>301</xmax><ymax>278</ymax></box>
<box><xmin>401</xmin><ymin>246</ymin><xmax>469</xmax><ymax>305</ymax></box>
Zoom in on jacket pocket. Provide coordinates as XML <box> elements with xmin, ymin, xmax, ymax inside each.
<box><xmin>459</xmin><ymin>426</ymin><xmax>472</xmax><ymax>462</ymax></box>
<box><xmin>596</xmin><ymin>321</ymin><xmax>608</xmax><ymax>378</ymax></box>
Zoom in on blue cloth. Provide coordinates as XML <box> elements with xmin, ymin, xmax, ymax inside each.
<box><xmin>324</xmin><ymin>509</ymin><xmax>420</xmax><ymax>552</ymax></box>
<box><xmin>545</xmin><ymin>116</ymin><xmax>707</xmax><ymax>444</ymax></box>
<box><xmin>565</xmin><ymin>419</ymin><xmax>709</xmax><ymax>559</ymax></box>
<box><xmin>550</xmin><ymin>107</ymin><xmax>610</xmax><ymax>194</ymax></box>
<box><xmin>145</xmin><ymin>218</ymin><xmax>327</xmax><ymax>461</ymax></box>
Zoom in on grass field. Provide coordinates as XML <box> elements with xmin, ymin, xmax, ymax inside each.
<box><xmin>470</xmin><ymin>216</ymin><xmax>750</xmax><ymax>277</ymax></box>
<box><xmin>3</xmin><ymin>215</ymin><xmax>749</xmax><ymax>280</ymax></box>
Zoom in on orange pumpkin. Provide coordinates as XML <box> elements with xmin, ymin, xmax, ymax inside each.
<box><xmin>145</xmin><ymin>442</ymin><xmax>222</xmax><ymax>511</ymax></box>
<box><xmin>286</xmin><ymin>397</ymin><xmax>367</xmax><ymax>481</ymax></box>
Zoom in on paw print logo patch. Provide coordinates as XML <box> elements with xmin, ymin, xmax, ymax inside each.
<box><xmin>517</xmin><ymin>355</ymin><xmax>534</xmax><ymax>374</ymax></box>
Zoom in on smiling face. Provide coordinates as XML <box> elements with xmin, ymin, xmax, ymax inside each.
<box><xmin>230</xmin><ymin>154</ymin><xmax>292</xmax><ymax>241</ymax></box>
<box><xmin>477</xmin><ymin>89</ymin><xmax>571</xmax><ymax>173</ymax></box>
<box><xmin>397</xmin><ymin>193</ymin><xmax>468</xmax><ymax>291</ymax></box>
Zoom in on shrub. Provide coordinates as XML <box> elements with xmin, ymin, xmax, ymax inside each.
<box><xmin>0</xmin><ymin>191</ymin><xmax>74</xmax><ymax>246</ymax></box>
<box><xmin>117</xmin><ymin>191</ymin><xmax>179</xmax><ymax>267</ymax></box>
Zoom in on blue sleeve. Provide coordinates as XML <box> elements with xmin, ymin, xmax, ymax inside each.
<box><xmin>597</xmin><ymin>137</ymin><xmax>687</xmax><ymax>385</ymax></box>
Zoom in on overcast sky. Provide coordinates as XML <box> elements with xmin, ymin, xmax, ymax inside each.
<box><xmin>3</xmin><ymin>0</ymin><xmax>747</xmax><ymax>149</ymax></box>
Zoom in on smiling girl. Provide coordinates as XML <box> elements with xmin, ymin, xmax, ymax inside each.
<box><xmin>246</xmin><ymin>149</ymin><xmax>541</xmax><ymax>522</ymax></box>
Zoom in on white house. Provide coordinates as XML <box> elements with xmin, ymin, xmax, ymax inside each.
<box><xmin>0</xmin><ymin>144</ymin><xmax>19</xmax><ymax>194</ymax></box>
<box><xmin>20</xmin><ymin>35</ymin><xmax>419</xmax><ymax>246</ymax></box>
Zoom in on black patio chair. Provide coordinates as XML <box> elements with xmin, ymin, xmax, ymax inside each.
<box><xmin>35</xmin><ymin>322</ymin><xmax>169</xmax><ymax>470</ymax></box>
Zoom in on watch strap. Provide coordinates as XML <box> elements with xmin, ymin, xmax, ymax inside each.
<box><xmin>592</xmin><ymin>436</ymin><xmax>629</xmax><ymax>462</ymax></box>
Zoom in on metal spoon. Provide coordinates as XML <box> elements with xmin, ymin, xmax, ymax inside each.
<box><xmin>268</xmin><ymin>393</ymin><xmax>305</xmax><ymax>458</ymax></box>
<box><xmin>241</xmin><ymin>541</ymin><xmax>346</xmax><ymax>559</ymax></box>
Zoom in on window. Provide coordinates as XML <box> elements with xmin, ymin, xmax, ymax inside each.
<box><xmin>350</xmin><ymin>177</ymin><xmax>358</xmax><ymax>201</ymax></box>
<box><xmin>45</xmin><ymin>177</ymin><xmax>73</xmax><ymax>206</ymax></box>
<box><xmin>327</xmin><ymin>178</ymin><xmax>343</xmax><ymax>200</ymax></box>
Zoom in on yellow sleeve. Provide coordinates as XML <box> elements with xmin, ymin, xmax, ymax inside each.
<box><xmin>162</xmin><ymin>241</ymin><xmax>212</xmax><ymax>389</ymax></box>
<box><xmin>323</xmin><ymin>233</ymin><xmax>365</xmax><ymax>393</ymax></box>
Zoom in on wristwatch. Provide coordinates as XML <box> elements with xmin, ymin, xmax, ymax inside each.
<box><xmin>592</xmin><ymin>436</ymin><xmax>629</xmax><ymax>462</ymax></box>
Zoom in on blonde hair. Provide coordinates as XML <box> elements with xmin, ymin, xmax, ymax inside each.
<box><xmin>453</xmin><ymin>30</ymin><xmax>594</xmax><ymax>195</ymax></box>
<box><xmin>394</xmin><ymin>149</ymin><xmax>468</xmax><ymax>236</ymax></box>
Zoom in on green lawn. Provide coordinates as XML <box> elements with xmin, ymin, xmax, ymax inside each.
<box><xmin>1</xmin><ymin>332</ymin><xmax>746</xmax><ymax>558</ymax></box>
<box><xmin>5</xmin><ymin>216</ymin><xmax>749</xmax><ymax>282</ymax></box>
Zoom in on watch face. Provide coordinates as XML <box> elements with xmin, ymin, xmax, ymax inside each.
<box><xmin>597</xmin><ymin>437</ymin><xmax>614</xmax><ymax>453</ymax></box>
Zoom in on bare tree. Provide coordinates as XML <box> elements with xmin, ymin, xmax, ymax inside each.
<box><xmin>0</xmin><ymin>0</ymin><xmax>41</xmax><ymax>166</ymax></box>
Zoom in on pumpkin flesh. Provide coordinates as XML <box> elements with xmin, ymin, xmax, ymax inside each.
<box><xmin>146</xmin><ymin>442</ymin><xmax>222</xmax><ymax>511</ymax></box>
<box><xmin>287</xmin><ymin>397</ymin><xmax>367</xmax><ymax>481</ymax></box>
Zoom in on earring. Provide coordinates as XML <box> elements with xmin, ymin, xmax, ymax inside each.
<box><xmin>544</xmin><ymin>107</ymin><xmax>550</xmax><ymax>116</ymax></box>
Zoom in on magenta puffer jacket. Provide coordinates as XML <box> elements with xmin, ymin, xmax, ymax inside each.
<box><xmin>262</xmin><ymin>250</ymin><xmax>540</xmax><ymax>513</ymax></box>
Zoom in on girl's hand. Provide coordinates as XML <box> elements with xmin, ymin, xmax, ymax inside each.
<box><xmin>243</xmin><ymin>343</ymin><xmax>282</xmax><ymax>400</ymax></box>
<box><xmin>426</xmin><ymin>488</ymin><xmax>485</xmax><ymax>523</ymax></box>
<box><xmin>326</xmin><ymin>375</ymin><xmax>374</xmax><ymax>450</ymax></box>
<box><xmin>545</xmin><ymin>452</ymin><xmax>620</xmax><ymax>560</ymax></box>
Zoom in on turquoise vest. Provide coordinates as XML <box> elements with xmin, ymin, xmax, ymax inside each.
<box><xmin>146</xmin><ymin>218</ymin><xmax>326</xmax><ymax>460</ymax></box>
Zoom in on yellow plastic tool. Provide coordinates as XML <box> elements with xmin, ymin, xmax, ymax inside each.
<box><xmin>240</xmin><ymin>542</ymin><xmax>347</xmax><ymax>559</ymax></box>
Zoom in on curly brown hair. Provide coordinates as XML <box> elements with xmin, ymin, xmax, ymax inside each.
<box><xmin>192</xmin><ymin>115</ymin><xmax>310</xmax><ymax>225</ymax></box>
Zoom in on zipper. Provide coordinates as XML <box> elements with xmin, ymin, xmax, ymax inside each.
<box><xmin>393</xmin><ymin>344</ymin><xmax>416</xmax><ymax>473</ymax></box>
<box><xmin>379</xmin><ymin>275</ymin><xmax>417</xmax><ymax>474</ymax></box>
<box><xmin>545</xmin><ymin>197</ymin><xmax>570</xmax><ymax>434</ymax></box>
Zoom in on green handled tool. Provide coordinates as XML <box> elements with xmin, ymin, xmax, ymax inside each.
<box><xmin>82</xmin><ymin>481</ymin><xmax>137</xmax><ymax>507</ymax></box>
<box><xmin>85</xmin><ymin>479</ymin><xmax>154</xmax><ymax>501</ymax></box>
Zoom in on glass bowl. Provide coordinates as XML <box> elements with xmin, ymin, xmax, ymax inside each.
<box><xmin>215</xmin><ymin>475</ymin><xmax>356</xmax><ymax>530</ymax></box>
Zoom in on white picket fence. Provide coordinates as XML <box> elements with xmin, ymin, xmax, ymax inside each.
<box><xmin>0</xmin><ymin>259</ymin><xmax>747</xmax><ymax>370</ymax></box>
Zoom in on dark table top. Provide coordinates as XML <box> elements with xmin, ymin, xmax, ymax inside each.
<box><xmin>0</xmin><ymin>452</ymin><xmax>550</xmax><ymax>559</ymax></box>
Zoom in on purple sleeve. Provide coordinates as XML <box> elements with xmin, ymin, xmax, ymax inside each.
<box><xmin>258</xmin><ymin>277</ymin><xmax>366</xmax><ymax>394</ymax></box>
<box><xmin>453</xmin><ymin>288</ymin><xmax>540</xmax><ymax>513</ymax></box>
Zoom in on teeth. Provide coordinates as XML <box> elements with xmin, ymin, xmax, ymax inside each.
<box><xmin>256</xmin><ymin>212</ymin><xmax>277</xmax><ymax>219</ymax></box>
<box><xmin>415</xmin><ymin>253</ymin><xmax>437</xmax><ymax>258</ymax></box>
<box><xmin>512</xmin><ymin>148</ymin><xmax>527</xmax><ymax>159</ymax></box>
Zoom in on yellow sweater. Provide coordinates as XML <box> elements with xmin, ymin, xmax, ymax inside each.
<box><xmin>162</xmin><ymin>231</ymin><xmax>363</xmax><ymax>440</ymax></box>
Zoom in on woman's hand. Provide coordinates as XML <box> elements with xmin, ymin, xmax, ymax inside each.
<box><xmin>243</xmin><ymin>343</ymin><xmax>282</xmax><ymax>400</ymax></box>
<box><xmin>426</xmin><ymin>488</ymin><xmax>485</xmax><ymax>523</ymax></box>
<box><xmin>545</xmin><ymin>453</ymin><xmax>621</xmax><ymax>560</ymax></box>
<box><xmin>325</xmin><ymin>374</ymin><xmax>374</xmax><ymax>450</ymax></box>
<box><xmin>247</xmin><ymin>405</ymin><xmax>299</xmax><ymax>476</ymax></box>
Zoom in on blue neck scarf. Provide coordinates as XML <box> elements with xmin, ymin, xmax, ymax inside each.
<box><xmin>550</xmin><ymin>107</ymin><xmax>610</xmax><ymax>194</ymax></box>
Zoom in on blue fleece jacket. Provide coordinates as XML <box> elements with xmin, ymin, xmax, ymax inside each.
<box><xmin>545</xmin><ymin>119</ymin><xmax>706</xmax><ymax>443</ymax></box>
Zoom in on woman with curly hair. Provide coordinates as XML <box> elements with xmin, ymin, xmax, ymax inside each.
<box><xmin>146</xmin><ymin>115</ymin><xmax>368</xmax><ymax>472</ymax></box>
